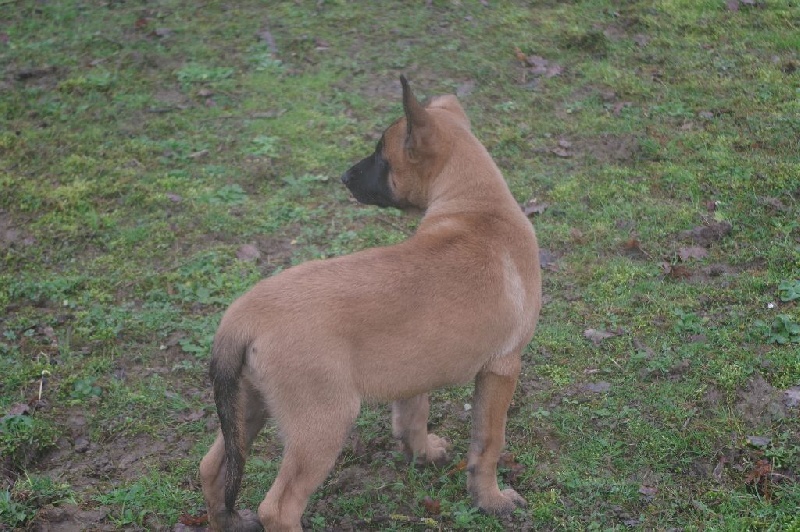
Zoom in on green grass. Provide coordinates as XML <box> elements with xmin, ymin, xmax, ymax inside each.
<box><xmin>2</xmin><ymin>0</ymin><xmax>799</xmax><ymax>529</ymax></box>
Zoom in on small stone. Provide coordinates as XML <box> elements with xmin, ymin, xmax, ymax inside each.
<box><xmin>746</xmin><ymin>435</ymin><xmax>771</xmax><ymax>448</ymax></box>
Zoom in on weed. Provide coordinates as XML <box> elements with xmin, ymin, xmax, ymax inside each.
<box><xmin>778</xmin><ymin>279</ymin><xmax>800</xmax><ymax>302</ymax></box>
<box><xmin>0</xmin><ymin>490</ymin><xmax>30</xmax><ymax>528</ymax></box>
<box><xmin>756</xmin><ymin>314</ymin><xmax>800</xmax><ymax>345</ymax></box>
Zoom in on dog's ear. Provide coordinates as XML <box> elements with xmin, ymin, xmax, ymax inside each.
<box><xmin>400</xmin><ymin>75</ymin><xmax>433</xmax><ymax>159</ymax></box>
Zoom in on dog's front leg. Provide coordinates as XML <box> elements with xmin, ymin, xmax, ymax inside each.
<box><xmin>392</xmin><ymin>394</ymin><xmax>450</xmax><ymax>466</ymax></box>
<box><xmin>466</xmin><ymin>354</ymin><xmax>526</xmax><ymax>514</ymax></box>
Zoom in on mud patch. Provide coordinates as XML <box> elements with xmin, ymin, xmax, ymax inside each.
<box><xmin>31</xmin><ymin>504</ymin><xmax>113</xmax><ymax>532</ymax></box>
<box><xmin>576</xmin><ymin>134</ymin><xmax>641</xmax><ymax>164</ymax></box>
<box><xmin>0</xmin><ymin>210</ymin><xmax>35</xmax><ymax>250</ymax></box>
<box><xmin>735</xmin><ymin>373</ymin><xmax>788</xmax><ymax>426</ymax></box>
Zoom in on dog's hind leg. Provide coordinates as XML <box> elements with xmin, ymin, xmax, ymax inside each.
<box><xmin>201</xmin><ymin>379</ymin><xmax>269</xmax><ymax>531</ymax></box>
<box><xmin>257</xmin><ymin>395</ymin><xmax>360</xmax><ymax>532</ymax></box>
<box><xmin>392</xmin><ymin>394</ymin><xmax>450</xmax><ymax>466</ymax></box>
<box><xmin>466</xmin><ymin>354</ymin><xmax>527</xmax><ymax>514</ymax></box>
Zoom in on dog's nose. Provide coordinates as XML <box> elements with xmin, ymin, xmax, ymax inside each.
<box><xmin>341</xmin><ymin>171</ymin><xmax>351</xmax><ymax>185</ymax></box>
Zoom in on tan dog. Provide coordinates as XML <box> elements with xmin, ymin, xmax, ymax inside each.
<box><xmin>199</xmin><ymin>76</ymin><xmax>542</xmax><ymax>531</ymax></box>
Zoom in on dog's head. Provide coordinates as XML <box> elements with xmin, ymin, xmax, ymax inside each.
<box><xmin>341</xmin><ymin>76</ymin><xmax>470</xmax><ymax>210</ymax></box>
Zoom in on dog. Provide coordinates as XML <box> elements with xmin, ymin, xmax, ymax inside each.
<box><xmin>199</xmin><ymin>76</ymin><xmax>542</xmax><ymax>531</ymax></box>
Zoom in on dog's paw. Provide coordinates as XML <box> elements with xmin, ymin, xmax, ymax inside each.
<box><xmin>232</xmin><ymin>509</ymin><xmax>264</xmax><ymax>532</ymax></box>
<box><xmin>420</xmin><ymin>433</ymin><xmax>450</xmax><ymax>466</ymax></box>
<box><xmin>476</xmin><ymin>488</ymin><xmax>527</xmax><ymax>515</ymax></box>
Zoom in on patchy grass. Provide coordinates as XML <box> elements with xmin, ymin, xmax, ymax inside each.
<box><xmin>1</xmin><ymin>0</ymin><xmax>799</xmax><ymax>530</ymax></box>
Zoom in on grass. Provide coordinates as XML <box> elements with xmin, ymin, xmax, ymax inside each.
<box><xmin>1</xmin><ymin>0</ymin><xmax>799</xmax><ymax>530</ymax></box>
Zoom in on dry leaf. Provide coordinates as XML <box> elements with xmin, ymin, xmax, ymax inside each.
<box><xmin>662</xmin><ymin>262</ymin><xmax>692</xmax><ymax>280</ymax></box>
<box><xmin>583</xmin><ymin>329</ymin><xmax>619</xmax><ymax>345</ymax></box>
<box><xmin>134</xmin><ymin>17</ymin><xmax>151</xmax><ymax>30</ymax></box>
<box><xmin>513</xmin><ymin>46</ymin><xmax>528</xmax><ymax>64</ymax></box>
<box><xmin>622</xmin><ymin>238</ymin><xmax>648</xmax><ymax>259</ymax></box>
<box><xmin>178</xmin><ymin>512</ymin><xmax>209</xmax><ymax>526</ymax></box>
<box><xmin>498</xmin><ymin>452</ymin><xmax>526</xmax><ymax>483</ymax></box>
<box><xmin>421</xmin><ymin>496</ymin><xmax>441</xmax><ymax>515</ymax></box>
<box><xmin>446</xmin><ymin>458</ymin><xmax>468</xmax><ymax>476</ymax></box>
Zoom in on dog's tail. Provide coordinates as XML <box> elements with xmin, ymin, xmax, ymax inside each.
<box><xmin>209</xmin><ymin>325</ymin><xmax>250</xmax><ymax>515</ymax></box>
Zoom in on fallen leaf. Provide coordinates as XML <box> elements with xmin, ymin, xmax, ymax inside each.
<box><xmin>446</xmin><ymin>458</ymin><xmax>468</xmax><ymax>476</ymax></box>
<box><xmin>744</xmin><ymin>459</ymin><xmax>772</xmax><ymax>491</ymax></box>
<box><xmin>622</xmin><ymin>238</ymin><xmax>648</xmax><ymax>259</ymax></box>
<box><xmin>633</xmin><ymin>34</ymin><xmax>649</xmax><ymax>47</ymax></box>
<box><xmin>552</xmin><ymin>147</ymin><xmax>571</xmax><ymax>158</ymax></box>
<box><xmin>421</xmin><ymin>496</ymin><xmax>441</xmax><ymax>515</ymax></box>
<box><xmin>153</xmin><ymin>27</ymin><xmax>173</xmax><ymax>38</ymax></box>
<box><xmin>236</xmin><ymin>244</ymin><xmax>261</xmax><ymax>262</ymax></box>
<box><xmin>166</xmin><ymin>193</ymin><xmax>182</xmax><ymax>203</ymax></box>
<box><xmin>583</xmin><ymin>329</ymin><xmax>619</xmax><ymax>345</ymax></box>
<box><xmin>678</xmin><ymin>246</ymin><xmax>708</xmax><ymax>261</ymax></box>
<box><xmin>498</xmin><ymin>452</ymin><xmax>526</xmax><ymax>482</ymax></box>
<box><xmin>661</xmin><ymin>262</ymin><xmax>692</xmax><ymax>280</ymax></box>
<box><xmin>638</xmin><ymin>484</ymin><xmax>658</xmax><ymax>497</ymax></box>
<box><xmin>134</xmin><ymin>17</ymin><xmax>151</xmax><ymax>30</ymax></box>
<box><xmin>713</xmin><ymin>456</ymin><xmax>727</xmax><ymax>481</ymax></box>
<box><xmin>178</xmin><ymin>512</ymin><xmax>209</xmax><ymax>526</ymax></box>
<box><xmin>513</xmin><ymin>46</ymin><xmax>528</xmax><ymax>65</ymax></box>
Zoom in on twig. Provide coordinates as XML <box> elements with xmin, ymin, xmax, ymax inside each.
<box><xmin>257</xmin><ymin>19</ymin><xmax>279</xmax><ymax>57</ymax></box>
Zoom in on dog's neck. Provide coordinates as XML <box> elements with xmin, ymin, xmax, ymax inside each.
<box><xmin>423</xmin><ymin>136</ymin><xmax>519</xmax><ymax>220</ymax></box>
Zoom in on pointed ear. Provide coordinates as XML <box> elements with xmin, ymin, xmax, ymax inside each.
<box><xmin>400</xmin><ymin>75</ymin><xmax>432</xmax><ymax>156</ymax></box>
